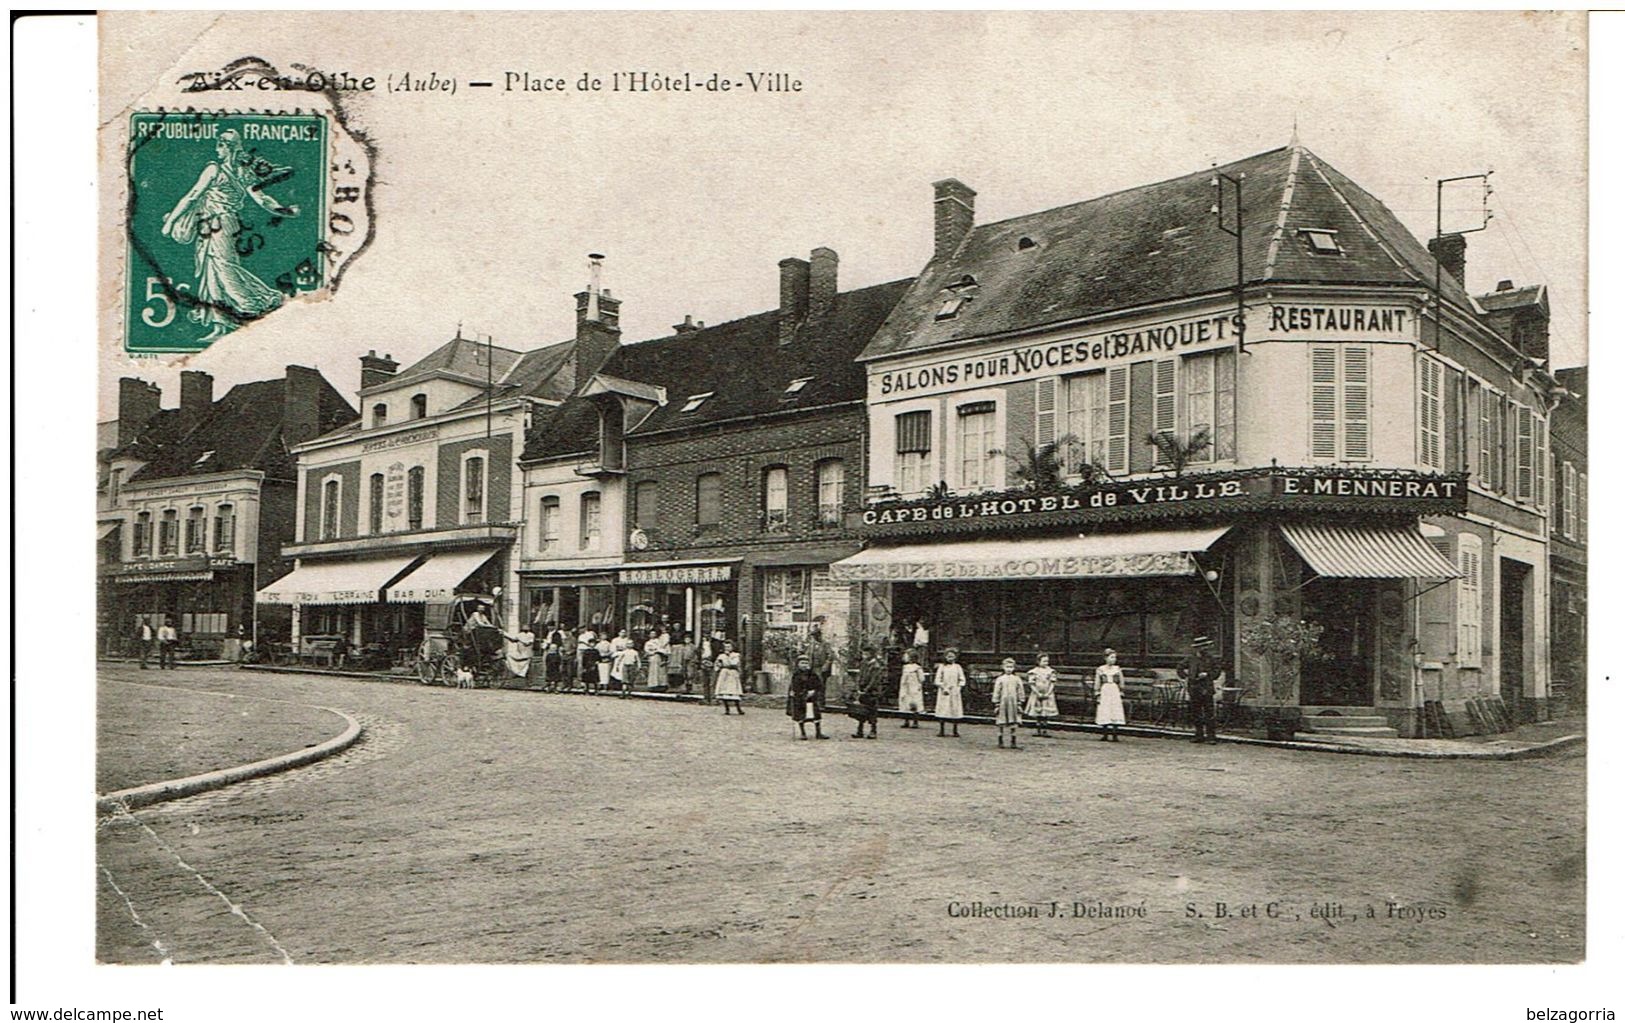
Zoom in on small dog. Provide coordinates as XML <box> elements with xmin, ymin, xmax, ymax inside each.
<box><xmin>454</xmin><ymin>667</ymin><xmax>476</xmax><ymax>689</ymax></box>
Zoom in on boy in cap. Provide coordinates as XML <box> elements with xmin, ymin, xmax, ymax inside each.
<box><xmin>1183</xmin><ymin>635</ymin><xmax>1218</xmax><ymax>744</ymax></box>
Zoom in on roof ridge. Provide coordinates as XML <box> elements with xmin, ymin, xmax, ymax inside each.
<box><xmin>619</xmin><ymin>277</ymin><xmax>913</xmax><ymax>350</ymax></box>
<box><xmin>1299</xmin><ymin>149</ymin><xmax>1417</xmax><ymax>285</ymax></box>
<box><xmin>1262</xmin><ymin>145</ymin><xmax>1304</xmax><ymax>280</ymax></box>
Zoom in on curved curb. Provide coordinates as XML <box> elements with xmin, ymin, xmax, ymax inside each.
<box><xmin>97</xmin><ymin>705</ymin><xmax>362</xmax><ymax>813</ymax></box>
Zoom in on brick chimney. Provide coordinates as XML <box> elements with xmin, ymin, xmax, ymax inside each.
<box><xmin>282</xmin><ymin>365</ymin><xmax>325</xmax><ymax>449</ymax></box>
<box><xmin>809</xmin><ymin>247</ymin><xmax>838</xmax><ymax>320</ymax></box>
<box><xmin>179</xmin><ymin>370</ymin><xmax>214</xmax><ymax>419</ymax></box>
<box><xmin>116</xmin><ymin>377</ymin><xmax>161</xmax><ymax>446</ymax></box>
<box><xmin>672</xmin><ymin>314</ymin><xmax>704</xmax><ymax>334</ymax></box>
<box><xmin>778</xmin><ymin>256</ymin><xmax>811</xmax><ymax>345</ymax></box>
<box><xmin>573</xmin><ymin>254</ymin><xmax>622</xmax><ymax>384</ymax></box>
<box><xmin>1428</xmin><ymin>233</ymin><xmax>1467</xmax><ymax>289</ymax></box>
<box><xmin>360</xmin><ymin>349</ymin><xmax>399</xmax><ymax>389</ymax></box>
<box><xmin>933</xmin><ymin>178</ymin><xmax>976</xmax><ymax>260</ymax></box>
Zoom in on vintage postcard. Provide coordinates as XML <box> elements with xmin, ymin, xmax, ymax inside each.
<box><xmin>83</xmin><ymin>7</ymin><xmax>1591</xmax><ymax>1013</ymax></box>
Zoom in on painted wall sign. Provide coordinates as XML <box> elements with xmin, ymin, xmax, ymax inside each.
<box><xmin>384</xmin><ymin>461</ymin><xmax>407</xmax><ymax>527</ymax></box>
<box><xmin>115</xmin><ymin>554</ymin><xmax>238</xmax><ymax>576</ymax></box>
<box><xmin>361</xmin><ymin>426</ymin><xmax>440</xmax><ymax>454</ymax></box>
<box><xmin>1267</xmin><ymin>305</ymin><xmax>1409</xmax><ymax>336</ymax></box>
<box><xmin>830</xmin><ymin>551</ymin><xmax>1195</xmax><ymax>583</ymax></box>
<box><xmin>619</xmin><ymin>564</ymin><xmax>733</xmax><ymax>585</ymax></box>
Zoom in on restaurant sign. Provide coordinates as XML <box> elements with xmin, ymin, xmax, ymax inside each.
<box><xmin>861</xmin><ymin>468</ymin><xmax>1466</xmax><ymax>535</ymax></box>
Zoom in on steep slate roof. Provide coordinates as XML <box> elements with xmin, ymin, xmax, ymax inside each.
<box><xmin>1476</xmin><ymin>283</ymin><xmax>1548</xmax><ymax>314</ymax></box>
<box><xmin>385</xmin><ymin>336</ymin><xmax>526</xmax><ymax>390</ymax></box>
<box><xmin>521</xmin><ymin>278</ymin><xmax>912</xmax><ymax>460</ymax></box>
<box><xmin>861</xmin><ymin>145</ymin><xmax>1480</xmax><ymax>362</ymax></box>
<box><xmin>447</xmin><ymin>339</ymin><xmax>577</xmax><ymax>412</ymax></box>
<box><xmin>125</xmin><ymin>375</ymin><xmax>356</xmax><ymax>483</ymax></box>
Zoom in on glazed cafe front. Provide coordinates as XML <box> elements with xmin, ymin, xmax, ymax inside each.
<box><xmin>832</xmin><ymin>467</ymin><xmax>1467</xmax><ymax>713</ymax></box>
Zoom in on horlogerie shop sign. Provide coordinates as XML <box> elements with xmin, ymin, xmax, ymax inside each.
<box><xmin>860</xmin><ymin>468</ymin><xmax>1465</xmax><ymax>534</ymax></box>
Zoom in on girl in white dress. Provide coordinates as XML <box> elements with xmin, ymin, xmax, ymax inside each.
<box><xmin>1094</xmin><ymin>648</ymin><xmax>1127</xmax><ymax>741</ymax></box>
<box><xmin>714</xmin><ymin>641</ymin><xmax>745</xmax><ymax>715</ymax></box>
<box><xmin>1025</xmin><ymin>654</ymin><xmax>1060</xmax><ymax>736</ymax></box>
<box><xmin>896</xmin><ymin>649</ymin><xmax>926</xmax><ymax>729</ymax></box>
<box><xmin>933</xmin><ymin>649</ymin><xmax>966</xmax><ymax>738</ymax></box>
<box><xmin>991</xmin><ymin>658</ymin><xmax>1026</xmax><ymax>750</ymax></box>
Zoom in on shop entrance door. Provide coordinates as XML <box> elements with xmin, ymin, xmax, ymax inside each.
<box><xmin>1300</xmin><ymin>580</ymin><xmax>1377</xmax><ymax>706</ymax></box>
<box><xmin>1499</xmin><ymin>559</ymin><xmax>1529</xmax><ymax>718</ymax></box>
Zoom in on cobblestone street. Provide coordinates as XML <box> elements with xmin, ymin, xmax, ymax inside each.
<box><xmin>96</xmin><ymin>666</ymin><xmax>1585</xmax><ymax>964</ymax></box>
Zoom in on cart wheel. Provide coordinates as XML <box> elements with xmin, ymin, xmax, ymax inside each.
<box><xmin>417</xmin><ymin>657</ymin><xmax>437</xmax><ymax>685</ymax></box>
<box><xmin>441</xmin><ymin>653</ymin><xmax>461</xmax><ymax>686</ymax></box>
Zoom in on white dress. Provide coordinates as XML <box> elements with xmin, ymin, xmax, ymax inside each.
<box><xmin>897</xmin><ymin>663</ymin><xmax>926</xmax><ymax>712</ymax></box>
<box><xmin>1094</xmin><ymin>663</ymin><xmax>1126</xmax><ymax>726</ymax></box>
<box><xmin>933</xmin><ymin>663</ymin><xmax>966</xmax><ymax>720</ymax></box>
<box><xmin>714</xmin><ymin>652</ymin><xmax>744</xmax><ymax>699</ymax></box>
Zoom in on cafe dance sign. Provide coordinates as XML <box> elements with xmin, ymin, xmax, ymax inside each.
<box><xmin>861</xmin><ymin>467</ymin><xmax>1466</xmax><ymax>533</ymax></box>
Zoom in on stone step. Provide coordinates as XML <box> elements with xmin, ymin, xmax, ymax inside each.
<box><xmin>1303</xmin><ymin>716</ymin><xmax>1391</xmax><ymax>730</ymax></box>
<box><xmin>1305</xmin><ymin>725</ymin><xmax>1401</xmax><ymax>738</ymax></box>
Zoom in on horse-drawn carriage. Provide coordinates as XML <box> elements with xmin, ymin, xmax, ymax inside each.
<box><xmin>416</xmin><ymin>594</ymin><xmax>507</xmax><ymax>687</ymax></box>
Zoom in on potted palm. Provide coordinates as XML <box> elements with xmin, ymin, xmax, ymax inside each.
<box><xmin>1238</xmin><ymin>616</ymin><xmax>1325</xmax><ymax>739</ymax></box>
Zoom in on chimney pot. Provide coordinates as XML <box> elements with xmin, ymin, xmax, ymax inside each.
<box><xmin>1427</xmin><ymin>233</ymin><xmax>1468</xmax><ymax>289</ymax></box>
<box><xmin>359</xmin><ymin>349</ymin><xmax>400</xmax><ymax>390</ymax></box>
<box><xmin>179</xmin><ymin>370</ymin><xmax>214</xmax><ymax>418</ymax></box>
<box><xmin>673</xmin><ymin>314</ymin><xmax>702</xmax><ymax>334</ymax></box>
<box><xmin>778</xmin><ymin>257</ymin><xmax>811</xmax><ymax>344</ymax></box>
<box><xmin>933</xmin><ymin>178</ymin><xmax>977</xmax><ymax>260</ymax></box>
<box><xmin>1497</xmin><ymin>279</ymin><xmax>1515</xmax><ymax>292</ymax></box>
<box><xmin>116</xmin><ymin>377</ymin><xmax>162</xmax><ymax>447</ymax></box>
<box><xmin>809</xmin><ymin>247</ymin><xmax>838</xmax><ymax>320</ymax></box>
<box><xmin>282</xmin><ymin>365</ymin><xmax>325</xmax><ymax>449</ymax></box>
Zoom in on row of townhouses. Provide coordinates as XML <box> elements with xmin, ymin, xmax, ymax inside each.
<box><xmin>98</xmin><ymin>140</ymin><xmax>1587</xmax><ymax>735</ymax></box>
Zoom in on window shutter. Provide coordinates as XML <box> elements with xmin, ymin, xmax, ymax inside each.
<box><xmin>1343</xmin><ymin>346</ymin><xmax>1371</xmax><ymax>461</ymax></box>
<box><xmin>1443</xmin><ymin>368</ymin><xmax>1463</xmax><ymax>471</ymax></box>
<box><xmin>1580</xmin><ymin>473</ymin><xmax>1588</xmax><ymax>542</ymax></box>
<box><xmin>896</xmin><ymin>410</ymin><xmax>931</xmax><ymax>454</ymax></box>
<box><xmin>1478</xmin><ymin>386</ymin><xmax>1494</xmax><ymax>488</ymax></box>
<box><xmin>1563</xmin><ymin>462</ymin><xmax>1577</xmax><ymax>538</ymax></box>
<box><xmin>1152</xmin><ymin>358</ymin><xmax>1177</xmax><ymax>441</ymax></box>
<box><xmin>1457</xmin><ymin>535</ymin><xmax>1482</xmax><ymax>669</ymax></box>
<box><xmin>1106</xmin><ymin>366</ymin><xmax>1129</xmax><ymax>472</ymax></box>
<box><xmin>1035</xmin><ymin>377</ymin><xmax>1057</xmax><ymax>449</ymax></box>
<box><xmin>1534</xmin><ymin>417</ymin><xmax>1547</xmax><ymax>509</ymax></box>
<box><xmin>1310</xmin><ymin>347</ymin><xmax>1338</xmax><ymax>459</ymax></box>
<box><xmin>1516</xmin><ymin>405</ymin><xmax>1533</xmax><ymax>502</ymax></box>
<box><xmin>1417</xmin><ymin>356</ymin><xmax>1442</xmax><ymax>469</ymax></box>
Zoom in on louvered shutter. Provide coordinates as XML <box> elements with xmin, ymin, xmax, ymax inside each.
<box><xmin>1456</xmin><ymin>535</ymin><xmax>1482</xmax><ymax>669</ymax></box>
<box><xmin>1516</xmin><ymin>405</ymin><xmax>1533</xmax><ymax>502</ymax></box>
<box><xmin>1343</xmin><ymin>346</ymin><xmax>1371</xmax><ymax>460</ymax></box>
<box><xmin>1106</xmin><ymin>365</ymin><xmax>1129</xmax><ymax>473</ymax></box>
<box><xmin>1152</xmin><ymin>358</ymin><xmax>1177</xmax><ymax>446</ymax></box>
<box><xmin>1035</xmin><ymin>377</ymin><xmax>1057</xmax><ymax>449</ymax></box>
<box><xmin>1417</xmin><ymin>356</ymin><xmax>1442</xmax><ymax>469</ymax></box>
<box><xmin>1310</xmin><ymin>347</ymin><xmax>1338</xmax><ymax>459</ymax></box>
<box><xmin>1534</xmin><ymin>417</ymin><xmax>1547</xmax><ymax>509</ymax></box>
<box><xmin>1478</xmin><ymin>386</ymin><xmax>1494</xmax><ymax>488</ymax></box>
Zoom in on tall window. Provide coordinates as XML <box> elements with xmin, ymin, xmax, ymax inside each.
<box><xmin>539</xmin><ymin>496</ymin><xmax>560</xmax><ymax>553</ymax></box>
<box><xmin>1534</xmin><ymin>416</ymin><xmax>1548</xmax><ymax>509</ymax></box>
<box><xmin>463</xmin><ymin>454</ymin><xmax>486</xmax><ymax>523</ymax></box>
<box><xmin>108</xmin><ymin>467</ymin><xmax>123</xmax><ymax>505</ymax></box>
<box><xmin>1416</xmin><ymin>355</ymin><xmax>1444</xmax><ymax>469</ymax></box>
<box><xmin>185</xmin><ymin>506</ymin><xmax>206</xmax><ymax>554</ymax></box>
<box><xmin>1515</xmin><ymin>405</ymin><xmax>1534</xmax><ymax>503</ymax></box>
<box><xmin>695</xmin><ymin>472</ymin><xmax>722</xmax><ymax>526</ymax></box>
<box><xmin>956</xmin><ymin>401</ymin><xmax>997</xmax><ymax>490</ymax></box>
<box><xmin>1151</xmin><ymin>358</ymin><xmax>1177</xmax><ymax>461</ymax></box>
<box><xmin>761</xmin><ymin>567</ymin><xmax>810</xmax><ymax>625</ymax></box>
<box><xmin>1310</xmin><ymin>345</ymin><xmax>1371</xmax><ymax>461</ymax></box>
<box><xmin>321</xmin><ymin>478</ymin><xmax>341</xmax><ymax>540</ymax></box>
<box><xmin>1562</xmin><ymin>461</ymin><xmax>1578</xmax><ymax>538</ymax></box>
<box><xmin>763</xmin><ymin>466</ymin><xmax>789</xmax><ymax>531</ymax></box>
<box><xmin>133</xmin><ymin>511</ymin><xmax>151</xmax><ymax>556</ymax></box>
<box><xmin>1457</xmin><ymin>534</ymin><xmax>1483</xmax><ymax>669</ymax></box>
<box><xmin>580</xmin><ymin>491</ymin><xmax>602</xmax><ymax>550</ymax></box>
<box><xmin>895</xmin><ymin>410</ymin><xmax>932</xmax><ymax>495</ymax></box>
<box><xmin>1064</xmin><ymin>370</ymin><xmax>1119</xmax><ymax>473</ymax></box>
<box><xmin>159</xmin><ymin>509</ymin><xmax>179</xmax><ymax>555</ymax></box>
<box><xmin>213</xmin><ymin>503</ymin><xmax>235</xmax><ymax>554</ymax></box>
<box><xmin>372</xmin><ymin>403</ymin><xmax>388</xmax><ymax>428</ymax></box>
<box><xmin>407</xmin><ymin>466</ymin><xmax>425</xmax><ymax>530</ymax></box>
<box><xmin>410</xmin><ymin>393</ymin><xmax>428</xmax><ymax>420</ymax></box>
<box><xmin>369</xmin><ymin>472</ymin><xmax>386</xmax><ymax>533</ymax></box>
<box><xmin>1478</xmin><ymin>385</ymin><xmax>1496</xmax><ymax>489</ymax></box>
<box><xmin>1182</xmin><ymin>349</ymin><xmax>1237</xmax><ymax>462</ymax></box>
<box><xmin>633</xmin><ymin>481</ymin><xmax>659</xmax><ymax>531</ymax></box>
<box><xmin>816</xmin><ymin>459</ymin><xmax>845</xmax><ymax>526</ymax></box>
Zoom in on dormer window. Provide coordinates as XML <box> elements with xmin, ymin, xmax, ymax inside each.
<box><xmin>372</xmin><ymin>403</ymin><xmax>388</xmax><ymax>428</ymax></box>
<box><xmin>1300</xmin><ymin>228</ymin><xmax>1343</xmax><ymax>255</ymax></box>
<box><xmin>410</xmin><ymin>393</ymin><xmax>428</xmax><ymax>420</ymax></box>
<box><xmin>783</xmin><ymin>377</ymin><xmax>813</xmax><ymax>397</ymax></box>
<box><xmin>680</xmin><ymin>392</ymin><xmax>713</xmax><ymax>414</ymax></box>
<box><xmin>193</xmin><ymin>450</ymin><xmax>214</xmax><ymax>466</ymax></box>
<box><xmin>936</xmin><ymin>274</ymin><xmax>978</xmax><ymax>321</ymax></box>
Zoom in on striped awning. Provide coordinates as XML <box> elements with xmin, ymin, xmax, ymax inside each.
<box><xmin>1279</xmin><ymin>523</ymin><xmax>1460</xmax><ymax>579</ymax></box>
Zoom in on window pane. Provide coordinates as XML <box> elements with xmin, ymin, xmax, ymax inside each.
<box><xmin>465</xmin><ymin>458</ymin><xmax>485</xmax><ymax>522</ymax></box>
<box><xmin>696</xmin><ymin>473</ymin><xmax>721</xmax><ymax>525</ymax></box>
<box><xmin>369</xmin><ymin>474</ymin><xmax>385</xmax><ymax>533</ymax></box>
<box><xmin>817</xmin><ymin>460</ymin><xmax>844</xmax><ymax>524</ymax></box>
<box><xmin>765</xmin><ymin>467</ymin><xmax>788</xmax><ymax>529</ymax></box>
<box><xmin>407</xmin><ymin>467</ymin><xmax>425</xmax><ymax>530</ymax></box>
<box><xmin>896</xmin><ymin>410</ymin><xmax>932</xmax><ymax>454</ymax></box>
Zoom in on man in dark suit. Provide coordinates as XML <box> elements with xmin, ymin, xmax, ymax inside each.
<box><xmin>1183</xmin><ymin>635</ymin><xmax>1219</xmax><ymax>744</ymax></box>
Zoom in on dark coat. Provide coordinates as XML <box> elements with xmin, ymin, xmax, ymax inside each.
<box><xmin>848</xmin><ymin>659</ymin><xmax>884</xmax><ymax>719</ymax></box>
<box><xmin>788</xmin><ymin>668</ymin><xmax>823</xmax><ymax>721</ymax></box>
<box><xmin>1182</xmin><ymin>649</ymin><xmax>1217</xmax><ymax>703</ymax></box>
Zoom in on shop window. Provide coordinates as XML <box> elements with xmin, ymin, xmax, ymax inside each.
<box><xmin>369</xmin><ymin>473</ymin><xmax>386</xmax><ymax>533</ymax></box>
<box><xmin>1182</xmin><ymin>349</ymin><xmax>1236</xmax><ymax>463</ymax></box>
<box><xmin>816</xmin><ymin>459</ymin><xmax>845</xmax><ymax>526</ymax></box>
<box><xmin>213</xmin><ymin>503</ymin><xmax>235</xmax><ymax>554</ymax></box>
<box><xmin>580</xmin><ymin>491</ymin><xmax>602</xmax><ymax>551</ymax></box>
<box><xmin>159</xmin><ymin>509</ymin><xmax>179</xmax><ymax>555</ymax></box>
<box><xmin>1310</xmin><ymin>345</ymin><xmax>1371</xmax><ymax>462</ymax></box>
<box><xmin>956</xmin><ymin>401</ymin><xmax>997</xmax><ymax>490</ymax></box>
<box><xmin>896</xmin><ymin>410</ymin><xmax>932</xmax><ymax>495</ymax></box>
<box><xmin>320</xmin><ymin>477</ymin><xmax>341</xmax><ymax>541</ymax></box>
<box><xmin>634</xmin><ymin>480</ymin><xmax>659</xmax><ymax>532</ymax></box>
<box><xmin>695</xmin><ymin>472</ymin><xmax>722</xmax><ymax>527</ymax></box>
<box><xmin>372</xmin><ymin>403</ymin><xmax>387</xmax><ymax>428</ymax></box>
<box><xmin>1457</xmin><ymin>534</ymin><xmax>1483</xmax><ymax>668</ymax></box>
<box><xmin>463</xmin><ymin>453</ymin><xmax>486</xmax><ymax>524</ymax></box>
<box><xmin>410</xmin><ymin>393</ymin><xmax>428</xmax><ymax>420</ymax></box>
<box><xmin>133</xmin><ymin>511</ymin><xmax>152</xmax><ymax>556</ymax></box>
<box><xmin>763</xmin><ymin>466</ymin><xmax>789</xmax><ymax>532</ymax></box>
<box><xmin>185</xmin><ymin>506</ymin><xmax>205</xmax><ymax>554</ymax></box>
<box><xmin>539</xmin><ymin>496</ymin><xmax>560</xmax><ymax>553</ymax></box>
<box><xmin>761</xmin><ymin>567</ymin><xmax>810</xmax><ymax>626</ymax></box>
<box><xmin>407</xmin><ymin>467</ymin><xmax>425</xmax><ymax>530</ymax></box>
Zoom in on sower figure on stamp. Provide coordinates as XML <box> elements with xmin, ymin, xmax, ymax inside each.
<box><xmin>1183</xmin><ymin>635</ymin><xmax>1219</xmax><ymax>744</ymax></box>
<box><xmin>933</xmin><ymin>648</ymin><xmax>966</xmax><ymax>738</ymax></box>
<box><xmin>787</xmin><ymin>655</ymin><xmax>827</xmax><ymax>740</ymax></box>
<box><xmin>848</xmin><ymin>647</ymin><xmax>884</xmax><ymax>739</ymax></box>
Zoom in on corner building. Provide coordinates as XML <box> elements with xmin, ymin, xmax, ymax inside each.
<box><xmin>836</xmin><ymin>143</ymin><xmax>1562</xmax><ymax>734</ymax></box>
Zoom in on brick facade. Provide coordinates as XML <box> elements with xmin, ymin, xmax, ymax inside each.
<box><xmin>436</xmin><ymin>434</ymin><xmax>515</xmax><ymax>525</ymax></box>
<box><xmin>303</xmin><ymin>460</ymin><xmax>361</xmax><ymax>541</ymax></box>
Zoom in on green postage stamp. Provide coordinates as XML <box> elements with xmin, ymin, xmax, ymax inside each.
<box><xmin>123</xmin><ymin>110</ymin><xmax>356</xmax><ymax>353</ymax></box>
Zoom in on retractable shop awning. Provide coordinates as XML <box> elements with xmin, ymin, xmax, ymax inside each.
<box><xmin>386</xmin><ymin>548</ymin><xmax>501</xmax><ymax>603</ymax></box>
<box><xmin>828</xmin><ymin>526</ymin><xmax>1230</xmax><ymax>583</ymax></box>
<box><xmin>97</xmin><ymin>522</ymin><xmax>120</xmax><ymax>541</ymax></box>
<box><xmin>1279</xmin><ymin>523</ymin><xmax>1461</xmax><ymax>579</ymax></box>
<box><xmin>257</xmin><ymin>554</ymin><xmax>419</xmax><ymax>606</ymax></box>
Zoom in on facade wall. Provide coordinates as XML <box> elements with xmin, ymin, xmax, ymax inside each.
<box><xmin>436</xmin><ymin>434</ymin><xmax>515</xmax><ymax>525</ymax></box>
<box><xmin>302</xmin><ymin>460</ymin><xmax>362</xmax><ymax>541</ymax></box>
<box><xmin>518</xmin><ymin>460</ymin><xmax>626</xmax><ymax>566</ymax></box>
